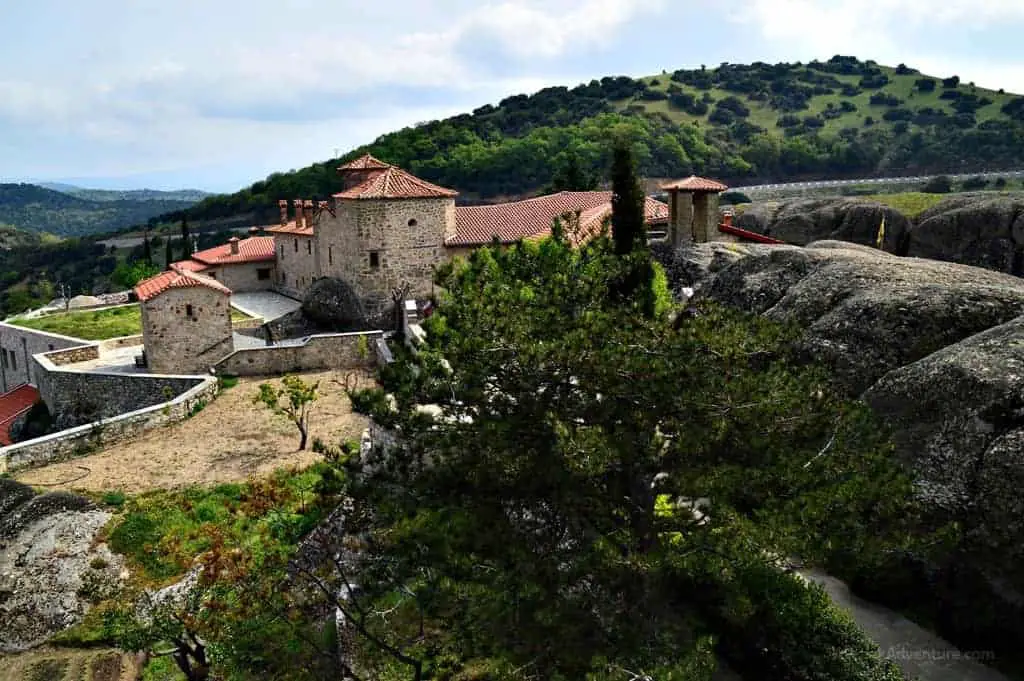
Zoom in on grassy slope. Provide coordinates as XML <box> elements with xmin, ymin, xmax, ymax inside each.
<box><xmin>10</xmin><ymin>304</ymin><xmax>251</xmax><ymax>340</ymax></box>
<box><xmin>628</xmin><ymin>65</ymin><xmax>1017</xmax><ymax>139</ymax></box>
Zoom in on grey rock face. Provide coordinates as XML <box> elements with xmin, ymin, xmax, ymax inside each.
<box><xmin>908</xmin><ymin>194</ymin><xmax>1024</xmax><ymax>275</ymax></box>
<box><xmin>0</xmin><ymin>480</ymin><xmax>124</xmax><ymax>652</ymax></box>
<box><xmin>301</xmin><ymin>278</ymin><xmax>369</xmax><ymax>331</ymax></box>
<box><xmin>735</xmin><ymin>199</ymin><xmax>910</xmax><ymax>252</ymax></box>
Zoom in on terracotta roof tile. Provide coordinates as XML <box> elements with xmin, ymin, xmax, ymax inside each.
<box><xmin>190</xmin><ymin>236</ymin><xmax>276</xmax><ymax>266</ymax></box>
<box><xmin>337</xmin><ymin>154</ymin><xmax>391</xmax><ymax>171</ymax></box>
<box><xmin>661</xmin><ymin>176</ymin><xmax>729</xmax><ymax>192</ymax></box>
<box><xmin>449</xmin><ymin>191</ymin><xmax>669</xmax><ymax>247</ymax></box>
<box><xmin>170</xmin><ymin>259</ymin><xmax>209</xmax><ymax>273</ymax></box>
<box><xmin>334</xmin><ymin>166</ymin><xmax>458</xmax><ymax>200</ymax></box>
<box><xmin>0</xmin><ymin>384</ymin><xmax>39</xmax><ymax>446</ymax></box>
<box><xmin>135</xmin><ymin>269</ymin><xmax>232</xmax><ymax>302</ymax></box>
<box><xmin>265</xmin><ymin>220</ymin><xmax>315</xmax><ymax>236</ymax></box>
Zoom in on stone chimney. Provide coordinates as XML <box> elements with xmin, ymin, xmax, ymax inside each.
<box><xmin>303</xmin><ymin>200</ymin><xmax>314</xmax><ymax>228</ymax></box>
<box><xmin>279</xmin><ymin>200</ymin><xmax>288</xmax><ymax>227</ymax></box>
<box><xmin>293</xmin><ymin>199</ymin><xmax>305</xmax><ymax>230</ymax></box>
<box><xmin>229</xmin><ymin>237</ymin><xmax>240</xmax><ymax>255</ymax></box>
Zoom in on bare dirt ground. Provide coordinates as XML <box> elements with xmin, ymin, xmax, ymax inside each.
<box><xmin>16</xmin><ymin>371</ymin><xmax>371</xmax><ymax>495</ymax></box>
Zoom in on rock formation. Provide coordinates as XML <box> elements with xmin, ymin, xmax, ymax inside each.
<box><xmin>0</xmin><ymin>480</ymin><xmax>125</xmax><ymax>652</ymax></box>
<box><xmin>907</xmin><ymin>193</ymin><xmax>1024</xmax><ymax>274</ymax></box>
<box><xmin>735</xmin><ymin>198</ymin><xmax>911</xmax><ymax>252</ymax></box>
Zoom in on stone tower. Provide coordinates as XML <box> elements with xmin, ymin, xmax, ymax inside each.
<box><xmin>316</xmin><ymin>157</ymin><xmax>457</xmax><ymax>322</ymax></box>
<box><xmin>135</xmin><ymin>270</ymin><xmax>234</xmax><ymax>374</ymax></box>
<box><xmin>662</xmin><ymin>176</ymin><xmax>728</xmax><ymax>246</ymax></box>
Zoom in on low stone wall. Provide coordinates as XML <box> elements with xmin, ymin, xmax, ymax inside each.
<box><xmin>215</xmin><ymin>331</ymin><xmax>383</xmax><ymax>377</ymax></box>
<box><xmin>33</xmin><ymin>349</ymin><xmax>207</xmax><ymax>431</ymax></box>
<box><xmin>0</xmin><ymin>376</ymin><xmax>217</xmax><ymax>474</ymax></box>
<box><xmin>99</xmin><ymin>335</ymin><xmax>144</xmax><ymax>350</ymax></box>
<box><xmin>232</xmin><ymin>317</ymin><xmax>265</xmax><ymax>331</ymax></box>
<box><xmin>44</xmin><ymin>345</ymin><xmax>100</xmax><ymax>366</ymax></box>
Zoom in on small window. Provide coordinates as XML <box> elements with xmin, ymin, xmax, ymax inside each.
<box><xmin>328</xmin><ymin>246</ymin><xmax>333</xmax><ymax>265</ymax></box>
<box><xmin>294</xmin><ymin>239</ymin><xmax>298</xmax><ymax>252</ymax></box>
<box><xmin>257</xmin><ymin>268</ymin><xmax>272</xmax><ymax>281</ymax></box>
<box><xmin>279</xmin><ymin>244</ymin><xmax>284</xmax><ymax>257</ymax></box>
<box><xmin>408</xmin><ymin>218</ymin><xmax>417</xmax><ymax>227</ymax></box>
<box><xmin>281</xmin><ymin>273</ymin><xmax>287</xmax><ymax>285</ymax></box>
<box><xmin>307</xmin><ymin>240</ymin><xmax>312</xmax><ymax>255</ymax></box>
<box><xmin>369</xmin><ymin>251</ymin><xmax>380</xmax><ymax>269</ymax></box>
<box><xmin>186</xmin><ymin>304</ymin><xmax>194</xmax><ymax>317</ymax></box>
<box><xmin>48</xmin><ymin>344</ymin><xmax>54</xmax><ymax>351</ymax></box>
<box><xmin>10</xmin><ymin>350</ymin><xmax>16</xmax><ymax>371</ymax></box>
<box><xmin>2</xmin><ymin>350</ymin><xmax>7</xmax><ymax>369</ymax></box>
<box><xmin>208</xmin><ymin>272</ymin><xmax>216</xmax><ymax>279</ymax></box>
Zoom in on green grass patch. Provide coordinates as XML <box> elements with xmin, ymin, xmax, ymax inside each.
<box><xmin>865</xmin><ymin>192</ymin><xmax>950</xmax><ymax>217</ymax></box>
<box><xmin>10</xmin><ymin>304</ymin><xmax>252</xmax><ymax>341</ymax></box>
<box><xmin>105</xmin><ymin>464</ymin><xmax>341</xmax><ymax>585</ymax></box>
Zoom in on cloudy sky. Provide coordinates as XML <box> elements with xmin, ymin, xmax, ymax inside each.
<box><xmin>2</xmin><ymin>0</ymin><xmax>1023</xmax><ymax>192</ymax></box>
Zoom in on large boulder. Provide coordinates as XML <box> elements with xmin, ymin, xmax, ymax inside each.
<box><xmin>907</xmin><ymin>193</ymin><xmax>1024</xmax><ymax>275</ymax></box>
<box><xmin>691</xmin><ymin>243</ymin><xmax>1024</xmax><ymax>395</ymax></box>
<box><xmin>300</xmin><ymin>277</ymin><xmax>369</xmax><ymax>331</ymax></box>
<box><xmin>735</xmin><ymin>198</ymin><xmax>911</xmax><ymax>252</ymax></box>
<box><xmin>0</xmin><ymin>480</ymin><xmax>124</xmax><ymax>652</ymax></box>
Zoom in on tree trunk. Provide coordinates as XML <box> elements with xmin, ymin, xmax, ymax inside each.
<box><xmin>299</xmin><ymin>425</ymin><xmax>308</xmax><ymax>451</ymax></box>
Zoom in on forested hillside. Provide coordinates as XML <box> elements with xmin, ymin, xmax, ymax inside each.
<box><xmin>170</xmin><ymin>55</ymin><xmax>1024</xmax><ymax>225</ymax></box>
<box><xmin>0</xmin><ymin>183</ymin><xmax>202</xmax><ymax>236</ymax></box>
<box><xmin>39</xmin><ymin>183</ymin><xmax>211</xmax><ymax>204</ymax></box>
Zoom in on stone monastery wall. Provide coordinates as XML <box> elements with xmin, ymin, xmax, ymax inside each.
<box><xmin>214</xmin><ymin>330</ymin><xmax>383</xmax><ymax>377</ymax></box>
<box><xmin>0</xmin><ymin>323</ymin><xmax>85</xmax><ymax>393</ymax></box>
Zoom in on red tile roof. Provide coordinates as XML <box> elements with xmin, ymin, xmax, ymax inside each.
<box><xmin>334</xmin><ymin>166</ymin><xmax>458</xmax><ymax>200</ymax></box>
<box><xmin>170</xmin><ymin>259</ymin><xmax>209</xmax><ymax>273</ymax></box>
<box><xmin>662</xmin><ymin>176</ymin><xmax>729</xmax><ymax>192</ymax></box>
<box><xmin>0</xmin><ymin>385</ymin><xmax>39</xmax><ymax>446</ymax></box>
<box><xmin>265</xmin><ymin>220</ymin><xmax>314</xmax><ymax>236</ymax></box>
<box><xmin>135</xmin><ymin>269</ymin><xmax>232</xmax><ymax>302</ymax></box>
<box><xmin>449</xmin><ymin>191</ymin><xmax>669</xmax><ymax>247</ymax></box>
<box><xmin>190</xmin><ymin>236</ymin><xmax>276</xmax><ymax>266</ymax></box>
<box><xmin>338</xmin><ymin>153</ymin><xmax>391</xmax><ymax>171</ymax></box>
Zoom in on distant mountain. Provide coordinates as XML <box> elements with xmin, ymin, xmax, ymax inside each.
<box><xmin>0</xmin><ymin>183</ymin><xmax>203</xmax><ymax>237</ymax></box>
<box><xmin>39</xmin><ymin>182</ymin><xmax>211</xmax><ymax>204</ymax></box>
<box><xmin>166</xmin><ymin>55</ymin><xmax>1024</xmax><ymax>227</ymax></box>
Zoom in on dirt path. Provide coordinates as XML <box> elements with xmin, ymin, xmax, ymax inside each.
<box><xmin>800</xmin><ymin>569</ymin><xmax>1009</xmax><ymax>681</ymax></box>
<box><xmin>16</xmin><ymin>371</ymin><xmax>370</xmax><ymax>494</ymax></box>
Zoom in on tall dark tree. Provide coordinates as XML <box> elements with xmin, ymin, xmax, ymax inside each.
<box><xmin>164</xmin><ymin>237</ymin><xmax>174</xmax><ymax>267</ymax></box>
<box><xmin>610</xmin><ymin>141</ymin><xmax>647</xmax><ymax>256</ymax></box>
<box><xmin>143</xmin><ymin>232</ymin><xmax>152</xmax><ymax>265</ymax></box>
<box><xmin>180</xmin><ymin>217</ymin><xmax>192</xmax><ymax>259</ymax></box>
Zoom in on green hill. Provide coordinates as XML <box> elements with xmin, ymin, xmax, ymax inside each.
<box><xmin>168</xmin><ymin>55</ymin><xmax>1024</xmax><ymax>226</ymax></box>
<box><xmin>0</xmin><ymin>183</ymin><xmax>203</xmax><ymax>236</ymax></box>
<box><xmin>39</xmin><ymin>183</ymin><xmax>211</xmax><ymax>204</ymax></box>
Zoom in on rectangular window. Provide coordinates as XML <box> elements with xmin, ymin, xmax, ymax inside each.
<box><xmin>294</xmin><ymin>239</ymin><xmax>298</xmax><ymax>252</ymax></box>
<box><xmin>328</xmin><ymin>246</ymin><xmax>333</xmax><ymax>265</ymax></box>
<box><xmin>369</xmin><ymin>251</ymin><xmax>380</xmax><ymax>269</ymax></box>
<box><xmin>257</xmin><ymin>268</ymin><xmax>271</xmax><ymax>281</ymax></box>
<box><xmin>280</xmin><ymin>244</ymin><xmax>284</xmax><ymax>258</ymax></box>
<box><xmin>186</xmin><ymin>304</ymin><xmax>194</xmax><ymax>318</ymax></box>
<box><xmin>10</xmin><ymin>350</ymin><xmax>16</xmax><ymax>371</ymax></box>
<box><xmin>48</xmin><ymin>344</ymin><xmax>54</xmax><ymax>351</ymax></box>
<box><xmin>307</xmin><ymin>241</ymin><xmax>312</xmax><ymax>255</ymax></box>
<box><xmin>2</xmin><ymin>350</ymin><xmax>7</xmax><ymax>369</ymax></box>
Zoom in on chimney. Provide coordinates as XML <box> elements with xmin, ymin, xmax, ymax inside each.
<box><xmin>293</xmin><ymin>198</ymin><xmax>305</xmax><ymax>229</ymax></box>
<box><xmin>303</xmin><ymin>200</ymin><xmax>314</xmax><ymax>228</ymax></box>
<box><xmin>229</xmin><ymin>237</ymin><xmax>240</xmax><ymax>255</ymax></box>
<box><xmin>278</xmin><ymin>200</ymin><xmax>288</xmax><ymax>227</ymax></box>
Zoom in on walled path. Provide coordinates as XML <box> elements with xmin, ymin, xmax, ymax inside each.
<box><xmin>799</xmin><ymin>569</ymin><xmax>1009</xmax><ymax>681</ymax></box>
<box><xmin>16</xmin><ymin>370</ymin><xmax>372</xmax><ymax>494</ymax></box>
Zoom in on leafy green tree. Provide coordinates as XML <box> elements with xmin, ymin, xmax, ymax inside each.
<box><xmin>254</xmin><ymin>375</ymin><xmax>319</xmax><ymax>450</ymax></box>
<box><xmin>112</xmin><ymin>260</ymin><xmax>160</xmax><ymax>288</ymax></box>
<box><xmin>545</xmin><ymin>151</ymin><xmax>598</xmax><ymax>193</ymax></box>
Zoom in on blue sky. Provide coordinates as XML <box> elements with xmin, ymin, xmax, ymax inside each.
<box><xmin>1</xmin><ymin>0</ymin><xmax>1023</xmax><ymax>192</ymax></box>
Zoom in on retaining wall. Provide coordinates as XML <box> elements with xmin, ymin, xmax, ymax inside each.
<box><xmin>0</xmin><ymin>376</ymin><xmax>217</xmax><ymax>474</ymax></box>
<box><xmin>0</xmin><ymin>323</ymin><xmax>87</xmax><ymax>392</ymax></box>
<box><xmin>215</xmin><ymin>330</ymin><xmax>383</xmax><ymax>376</ymax></box>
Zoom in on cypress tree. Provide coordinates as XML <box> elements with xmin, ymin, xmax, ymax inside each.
<box><xmin>143</xmin><ymin>232</ymin><xmax>152</xmax><ymax>265</ymax></box>
<box><xmin>610</xmin><ymin>141</ymin><xmax>647</xmax><ymax>256</ymax></box>
<box><xmin>180</xmin><ymin>217</ymin><xmax>192</xmax><ymax>259</ymax></box>
<box><xmin>165</xmin><ymin>237</ymin><xmax>174</xmax><ymax>267</ymax></box>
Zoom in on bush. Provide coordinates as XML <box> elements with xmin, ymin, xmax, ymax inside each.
<box><xmin>922</xmin><ymin>175</ymin><xmax>953</xmax><ymax>193</ymax></box>
<box><xmin>721</xmin><ymin>191</ymin><xmax>752</xmax><ymax>205</ymax></box>
<box><xmin>708</xmin><ymin>108</ymin><xmax>735</xmax><ymax>125</ymax></box>
<box><xmin>102</xmin><ymin>491</ymin><xmax>126</xmax><ymax>508</ymax></box>
<box><xmin>995</xmin><ymin>177</ymin><xmax>1008</xmax><ymax>189</ymax></box>
<box><xmin>776</xmin><ymin>114</ymin><xmax>801</xmax><ymax>128</ymax></box>
<box><xmin>869</xmin><ymin>92</ymin><xmax>902</xmax><ymax>107</ymax></box>
<box><xmin>961</xmin><ymin>176</ymin><xmax>989</xmax><ymax>191</ymax></box>
<box><xmin>942</xmin><ymin>75</ymin><xmax>961</xmax><ymax>88</ymax></box>
<box><xmin>915</xmin><ymin>78</ymin><xmax>937</xmax><ymax>92</ymax></box>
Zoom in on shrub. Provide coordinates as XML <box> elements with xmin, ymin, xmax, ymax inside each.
<box><xmin>776</xmin><ymin>114</ymin><xmax>801</xmax><ymax>128</ymax></box>
<box><xmin>922</xmin><ymin>175</ymin><xmax>953</xmax><ymax>193</ymax></box>
<box><xmin>218</xmin><ymin>375</ymin><xmax>239</xmax><ymax>391</ymax></box>
<box><xmin>102</xmin><ymin>490</ymin><xmax>126</xmax><ymax>508</ymax></box>
<box><xmin>721</xmin><ymin>191</ymin><xmax>752</xmax><ymax>205</ymax></box>
<box><xmin>995</xmin><ymin>177</ymin><xmax>1008</xmax><ymax>188</ymax></box>
<box><xmin>915</xmin><ymin>78</ymin><xmax>937</xmax><ymax>92</ymax></box>
<box><xmin>869</xmin><ymin>92</ymin><xmax>902</xmax><ymax>107</ymax></box>
<box><xmin>859</xmin><ymin>73</ymin><xmax>889</xmax><ymax>89</ymax></box>
<box><xmin>882</xmin><ymin>108</ymin><xmax>913</xmax><ymax>122</ymax></box>
<box><xmin>708</xmin><ymin>108</ymin><xmax>735</xmax><ymax>125</ymax></box>
<box><xmin>864</xmin><ymin>116</ymin><xmax>875</xmax><ymax>126</ymax></box>
<box><xmin>961</xmin><ymin>176</ymin><xmax>989</xmax><ymax>191</ymax></box>
<box><xmin>943</xmin><ymin>75</ymin><xmax>961</xmax><ymax>88</ymax></box>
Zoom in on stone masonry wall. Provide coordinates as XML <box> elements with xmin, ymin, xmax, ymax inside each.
<box><xmin>318</xmin><ymin>198</ymin><xmax>453</xmax><ymax>318</ymax></box>
<box><xmin>141</xmin><ymin>286</ymin><xmax>233</xmax><ymax>374</ymax></box>
<box><xmin>214</xmin><ymin>330</ymin><xmax>383</xmax><ymax>377</ymax></box>
<box><xmin>274</xmin><ymin>233</ymin><xmax>319</xmax><ymax>298</ymax></box>
<box><xmin>44</xmin><ymin>345</ymin><xmax>100</xmax><ymax>366</ymax></box>
<box><xmin>32</xmin><ymin>349</ymin><xmax>206</xmax><ymax>430</ymax></box>
<box><xmin>0</xmin><ymin>375</ymin><xmax>217</xmax><ymax>474</ymax></box>
<box><xmin>0</xmin><ymin>323</ymin><xmax>86</xmax><ymax>393</ymax></box>
<box><xmin>205</xmin><ymin>261</ymin><xmax>276</xmax><ymax>293</ymax></box>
